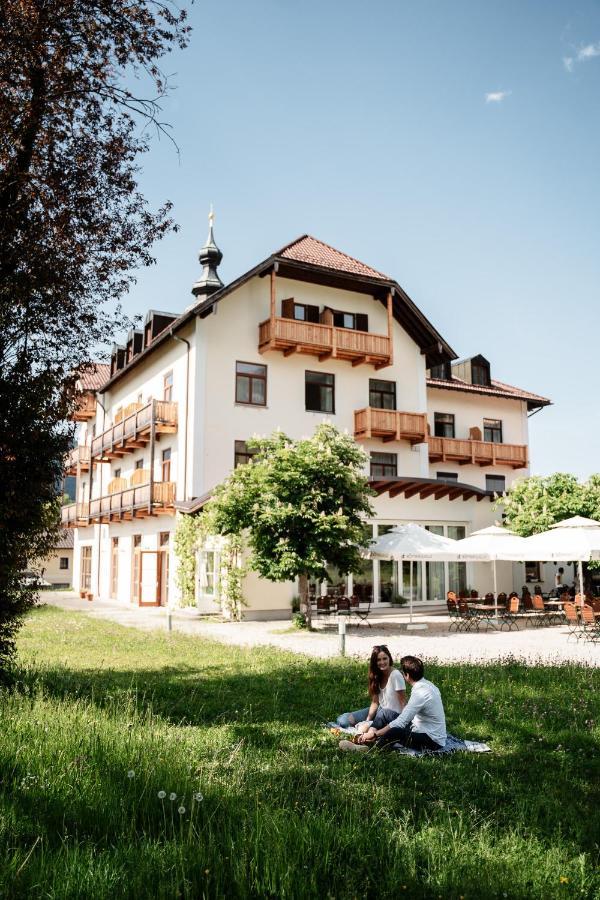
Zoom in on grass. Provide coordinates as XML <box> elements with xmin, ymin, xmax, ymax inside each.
<box><xmin>0</xmin><ymin>604</ymin><xmax>598</xmax><ymax>899</ymax></box>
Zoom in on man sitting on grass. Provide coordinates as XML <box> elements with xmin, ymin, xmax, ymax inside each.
<box><xmin>339</xmin><ymin>655</ymin><xmax>446</xmax><ymax>754</ymax></box>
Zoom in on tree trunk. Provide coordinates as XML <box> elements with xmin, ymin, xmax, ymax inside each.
<box><xmin>298</xmin><ymin>571</ymin><xmax>311</xmax><ymax>627</ymax></box>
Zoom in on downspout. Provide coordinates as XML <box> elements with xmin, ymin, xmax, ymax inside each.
<box><xmin>93</xmin><ymin>394</ymin><xmax>108</xmax><ymax>597</ymax></box>
<box><xmin>169</xmin><ymin>330</ymin><xmax>190</xmax><ymax>501</ymax></box>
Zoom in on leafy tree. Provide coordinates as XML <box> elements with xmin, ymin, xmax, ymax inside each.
<box><xmin>208</xmin><ymin>424</ymin><xmax>375</xmax><ymax>625</ymax></box>
<box><xmin>0</xmin><ymin>0</ymin><xmax>190</xmax><ymax>672</ymax></box>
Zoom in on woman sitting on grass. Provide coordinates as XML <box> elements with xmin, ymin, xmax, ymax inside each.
<box><xmin>333</xmin><ymin>644</ymin><xmax>407</xmax><ymax>732</ymax></box>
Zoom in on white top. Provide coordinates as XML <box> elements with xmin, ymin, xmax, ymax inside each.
<box><xmin>378</xmin><ymin>668</ymin><xmax>406</xmax><ymax>712</ymax></box>
<box><xmin>388</xmin><ymin>678</ymin><xmax>446</xmax><ymax>745</ymax></box>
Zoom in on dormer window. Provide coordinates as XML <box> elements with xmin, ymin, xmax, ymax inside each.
<box><xmin>471</xmin><ymin>363</ymin><xmax>490</xmax><ymax>386</ymax></box>
<box><xmin>429</xmin><ymin>362</ymin><xmax>451</xmax><ymax>381</ymax></box>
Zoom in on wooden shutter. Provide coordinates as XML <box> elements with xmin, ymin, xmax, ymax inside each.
<box><xmin>356</xmin><ymin>313</ymin><xmax>369</xmax><ymax>332</ymax></box>
<box><xmin>281</xmin><ymin>298</ymin><xmax>295</xmax><ymax>319</ymax></box>
<box><xmin>306</xmin><ymin>304</ymin><xmax>320</xmax><ymax>323</ymax></box>
<box><xmin>320</xmin><ymin>308</ymin><xmax>333</xmax><ymax>325</ymax></box>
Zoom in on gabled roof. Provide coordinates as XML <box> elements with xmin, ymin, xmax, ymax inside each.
<box><xmin>277</xmin><ymin>235</ymin><xmax>389</xmax><ymax>280</ymax></box>
<box><xmin>53</xmin><ymin>529</ymin><xmax>74</xmax><ymax>550</ymax></box>
<box><xmin>77</xmin><ymin>363</ymin><xmax>110</xmax><ymax>392</ymax></box>
<box><xmin>427</xmin><ymin>375</ymin><xmax>551</xmax><ymax>411</ymax></box>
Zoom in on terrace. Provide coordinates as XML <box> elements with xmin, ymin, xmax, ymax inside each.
<box><xmin>354</xmin><ymin>408</ymin><xmax>427</xmax><ymax>444</ymax></box>
<box><xmin>428</xmin><ymin>436</ymin><xmax>527</xmax><ymax>469</ymax></box>
<box><xmin>91</xmin><ymin>399</ymin><xmax>177</xmax><ymax>461</ymax></box>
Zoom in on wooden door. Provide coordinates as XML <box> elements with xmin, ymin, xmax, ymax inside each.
<box><xmin>138</xmin><ymin>551</ymin><xmax>160</xmax><ymax>607</ymax></box>
<box><xmin>158</xmin><ymin>550</ymin><xmax>169</xmax><ymax>607</ymax></box>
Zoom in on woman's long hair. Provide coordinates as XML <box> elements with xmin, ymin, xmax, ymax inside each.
<box><xmin>368</xmin><ymin>645</ymin><xmax>394</xmax><ymax>700</ymax></box>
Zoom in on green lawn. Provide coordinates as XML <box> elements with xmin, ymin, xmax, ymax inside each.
<box><xmin>0</xmin><ymin>605</ymin><xmax>598</xmax><ymax>899</ymax></box>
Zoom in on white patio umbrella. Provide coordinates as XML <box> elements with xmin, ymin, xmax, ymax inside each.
<box><xmin>443</xmin><ymin>525</ymin><xmax>531</xmax><ymax>619</ymax></box>
<box><xmin>517</xmin><ymin>516</ymin><xmax>600</xmax><ymax>600</ymax></box>
<box><xmin>366</xmin><ymin>523</ymin><xmax>457</xmax><ymax>630</ymax></box>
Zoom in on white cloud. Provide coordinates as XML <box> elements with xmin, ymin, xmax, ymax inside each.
<box><xmin>564</xmin><ymin>41</ymin><xmax>600</xmax><ymax>72</ymax></box>
<box><xmin>577</xmin><ymin>42</ymin><xmax>600</xmax><ymax>61</ymax></box>
<box><xmin>485</xmin><ymin>90</ymin><xmax>511</xmax><ymax>104</ymax></box>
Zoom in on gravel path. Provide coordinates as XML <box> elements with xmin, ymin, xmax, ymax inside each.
<box><xmin>42</xmin><ymin>591</ymin><xmax>600</xmax><ymax>666</ymax></box>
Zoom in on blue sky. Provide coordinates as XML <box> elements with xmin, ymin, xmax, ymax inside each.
<box><xmin>123</xmin><ymin>0</ymin><xmax>600</xmax><ymax>479</ymax></box>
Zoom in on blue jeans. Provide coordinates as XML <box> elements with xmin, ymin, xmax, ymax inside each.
<box><xmin>376</xmin><ymin>725</ymin><xmax>443</xmax><ymax>752</ymax></box>
<box><xmin>336</xmin><ymin>706</ymin><xmax>399</xmax><ymax>730</ymax></box>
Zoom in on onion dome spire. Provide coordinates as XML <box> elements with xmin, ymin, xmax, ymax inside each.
<box><xmin>191</xmin><ymin>206</ymin><xmax>223</xmax><ymax>298</ymax></box>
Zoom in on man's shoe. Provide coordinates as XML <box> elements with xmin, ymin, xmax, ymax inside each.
<box><xmin>339</xmin><ymin>739</ymin><xmax>369</xmax><ymax>753</ymax></box>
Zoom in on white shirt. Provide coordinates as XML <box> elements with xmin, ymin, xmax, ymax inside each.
<box><xmin>388</xmin><ymin>678</ymin><xmax>446</xmax><ymax>745</ymax></box>
<box><xmin>378</xmin><ymin>669</ymin><xmax>406</xmax><ymax>713</ymax></box>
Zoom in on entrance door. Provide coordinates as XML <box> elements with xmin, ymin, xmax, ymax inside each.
<box><xmin>80</xmin><ymin>546</ymin><xmax>92</xmax><ymax>593</ymax></box>
<box><xmin>110</xmin><ymin>537</ymin><xmax>119</xmax><ymax>599</ymax></box>
<box><xmin>138</xmin><ymin>551</ymin><xmax>160</xmax><ymax>607</ymax></box>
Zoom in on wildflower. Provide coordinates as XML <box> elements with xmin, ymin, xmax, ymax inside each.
<box><xmin>158</xmin><ymin>790</ymin><xmax>166</xmax><ymax>799</ymax></box>
<box><xmin>194</xmin><ymin>792</ymin><xmax>204</xmax><ymax>802</ymax></box>
<box><xmin>204</xmin><ymin>870</ymin><xmax>209</xmax><ymax>875</ymax></box>
<box><xmin>178</xmin><ymin>806</ymin><xmax>186</xmax><ymax>814</ymax></box>
<box><xmin>127</xmin><ymin>770</ymin><xmax>135</xmax><ymax>779</ymax></box>
<box><xmin>560</xmin><ymin>877</ymin><xmax>569</xmax><ymax>884</ymax></box>
<box><xmin>169</xmin><ymin>792</ymin><xmax>177</xmax><ymax>801</ymax></box>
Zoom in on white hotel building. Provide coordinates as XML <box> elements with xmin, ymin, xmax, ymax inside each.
<box><xmin>63</xmin><ymin>227</ymin><xmax>551</xmax><ymax>618</ymax></box>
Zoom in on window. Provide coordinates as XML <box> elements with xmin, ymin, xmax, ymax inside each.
<box><xmin>436</xmin><ymin>472</ymin><xmax>458</xmax><ymax>482</ymax></box>
<box><xmin>369</xmin><ymin>379</ymin><xmax>396</xmax><ymax>410</ymax></box>
<box><xmin>110</xmin><ymin>537</ymin><xmax>119</xmax><ymax>598</ymax></box>
<box><xmin>486</xmin><ymin>475</ymin><xmax>506</xmax><ymax>494</ymax></box>
<box><xmin>483</xmin><ymin>419</ymin><xmax>503</xmax><ymax>443</ymax></box>
<box><xmin>305</xmin><ymin>371</ymin><xmax>335</xmax><ymax>413</ymax></box>
<box><xmin>114</xmin><ymin>468</ymin><xmax>121</xmax><ymax>479</ymax></box>
<box><xmin>331</xmin><ymin>310</ymin><xmax>369</xmax><ymax>331</ymax></box>
<box><xmin>80</xmin><ymin>546</ymin><xmax>92</xmax><ymax>591</ymax></box>
<box><xmin>429</xmin><ymin>363</ymin><xmax>450</xmax><ymax>380</ymax></box>
<box><xmin>471</xmin><ymin>363</ymin><xmax>490</xmax><ymax>386</ymax></box>
<box><xmin>160</xmin><ymin>532</ymin><xmax>170</xmax><ymax>547</ymax></box>
<box><xmin>370</xmin><ymin>452</ymin><xmax>397</xmax><ymax>477</ymax></box>
<box><xmin>199</xmin><ymin>550</ymin><xmax>219</xmax><ymax>597</ymax></box>
<box><xmin>59</xmin><ymin>557</ymin><xmax>69</xmax><ymax>570</ymax></box>
<box><xmin>163</xmin><ymin>371</ymin><xmax>173</xmax><ymax>402</ymax></box>
<box><xmin>434</xmin><ymin>413</ymin><xmax>455</xmax><ymax>438</ymax></box>
<box><xmin>135</xmin><ymin>459</ymin><xmax>144</xmax><ymax>470</ymax></box>
<box><xmin>281</xmin><ymin>299</ymin><xmax>320</xmax><ymax>323</ymax></box>
<box><xmin>235</xmin><ymin>361</ymin><xmax>267</xmax><ymax>406</ymax></box>
<box><xmin>234</xmin><ymin>440</ymin><xmax>257</xmax><ymax>467</ymax></box>
<box><xmin>137</xmin><ymin>392</ymin><xmax>143</xmax><ymax>404</ymax></box>
<box><xmin>525</xmin><ymin>561</ymin><xmax>542</xmax><ymax>583</ymax></box>
<box><xmin>132</xmin><ymin>535</ymin><xmax>141</xmax><ymax>603</ymax></box>
<box><xmin>161</xmin><ymin>448</ymin><xmax>171</xmax><ymax>481</ymax></box>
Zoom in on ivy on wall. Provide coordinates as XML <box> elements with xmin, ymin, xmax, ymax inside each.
<box><xmin>174</xmin><ymin>512</ymin><xmax>248</xmax><ymax>619</ymax></box>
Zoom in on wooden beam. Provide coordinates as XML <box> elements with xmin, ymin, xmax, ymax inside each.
<box><xmin>448</xmin><ymin>488</ymin><xmax>463</xmax><ymax>501</ymax></box>
<box><xmin>386</xmin><ymin>289</ymin><xmax>394</xmax><ymax>367</ymax></box>
<box><xmin>283</xmin><ymin>345</ymin><xmax>299</xmax><ymax>357</ymax></box>
<box><xmin>270</xmin><ymin>267</ymin><xmax>276</xmax><ymax>325</ymax></box>
<box><xmin>418</xmin><ymin>484</ymin><xmax>442</xmax><ymax>499</ymax></box>
<box><xmin>318</xmin><ymin>351</ymin><xmax>333</xmax><ymax>361</ymax></box>
<box><xmin>351</xmin><ymin>355</ymin><xmax>367</xmax><ymax>367</ymax></box>
<box><xmin>388</xmin><ymin>484</ymin><xmax>407</xmax><ymax>498</ymax></box>
<box><xmin>403</xmin><ymin>484</ymin><xmax>423</xmax><ymax>499</ymax></box>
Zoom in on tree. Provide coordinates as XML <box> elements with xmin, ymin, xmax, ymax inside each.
<box><xmin>0</xmin><ymin>0</ymin><xmax>190</xmax><ymax>672</ymax></box>
<box><xmin>208</xmin><ymin>424</ymin><xmax>375</xmax><ymax>626</ymax></box>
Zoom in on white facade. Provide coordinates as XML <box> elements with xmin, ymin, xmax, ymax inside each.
<box><xmin>65</xmin><ymin>235</ymin><xmax>549</xmax><ymax>618</ymax></box>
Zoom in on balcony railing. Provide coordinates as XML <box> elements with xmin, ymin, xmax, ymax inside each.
<box><xmin>88</xmin><ymin>481</ymin><xmax>175</xmax><ymax>522</ymax></box>
<box><xmin>91</xmin><ymin>399</ymin><xmax>177</xmax><ymax>460</ymax></box>
<box><xmin>259</xmin><ymin>317</ymin><xmax>392</xmax><ymax>368</ymax></box>
<box><xmin>61</xmin><ymin>503</ymin><xmax>90</xmax><ymax>527</ymax></box>
<box><xmin>65</xmin><ymin>445</ymin><xmax>91</xmax><ymax>475</ymax></box>
<box><xmin>428</xmin><ymin>436</ymin><xmax>527</xmax><ymax>469</ymax></box>
<box><xmin>354</xmin><ymin>408</ymin><xmax>427</xmax><ymax>444</ymax></box>
<box><xmin>71</xmin><ymin>391</ymin><xmax>96</xmax><ymax>422</ymax></box>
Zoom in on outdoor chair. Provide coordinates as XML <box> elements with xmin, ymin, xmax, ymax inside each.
<box><xmin>336</xmin><ymin>596</ymin><xmax>350</xmax><ymax>618</ymax></box>
<box><xmin>532</xmin><ymin>594</ymin><xmax>551</xmax><ymax>627</ymax></box>
<box><xmin>316</xmin><ymin>596</ymin><xmax>332</xmax><ymax>619</ymax></box>
<box><xmin>563</xmin><ymin>602</ymin><xmax>582</xmax><ymax>641</ymax></box>
<box><xmin>447</xmin><ymin>597</ymin><xmax>459</xmax><ymax>632</ymax></box>
<box><xmin>497</xmin><ymin>592</ymin><xmax>507</xmax><ymax>608</ymax></box>
<box><xmin>581</xmin><ymin>605</ymin><xmax>600</xmax><ymax>643</ymax></box>
<box><xmin>484</xmin><ymin>592</ymin><xmax>494</xmax><ymax>603</ymax></box>
<box><xmin>574</xmin><ymin>594</ymin><xmax>585</xmax><ymax>608</ymax></box>
<box><xmin>352</xmin><ymin>594</ymin><xmax>372</xmax><ymax>628</ymax></box>
<box><xmin>470</xmin><ymin>590</ymin><xmax>479</xmax><ymax>599</ymax></box>
<box><xmin>457</xmin><ymin>600</ymin><xmax>478</xmax><ymax>632</ymax></box>
<box><xmin>499</xmin><ymin>597</ymin><xmax>521</xmax><ymax>631</ymax></box>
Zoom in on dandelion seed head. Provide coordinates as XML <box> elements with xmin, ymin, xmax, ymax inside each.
<box><xmin>194</xmin><ymin>792</ymin><xmax>204</xmax><ymax>802</ymax></box>
<box><xmin>169</xmin><ymin>792</ymin><xmax>177</xmax><ymax>801</ymax></box>
<box><xmin>178</xmin><ymin>805</ymin><xmax>186</xmax><ymax>814</ymax></box>
<box><xmin>157</xmin><ymin>790</ymin><xmax>166</xmax><ymax>799</ymax></box>
<box><xmin>127</xmin><ymin>770</ymin><xmax>135</xmax><ymax>779</ymax></box>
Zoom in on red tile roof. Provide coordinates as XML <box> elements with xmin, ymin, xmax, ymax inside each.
<box><xmin>277</xmin><ymin>235</ymin><xmax>390</xmax><ymax>280</ymax></box>
<box><xmin>427</xmin><ymin>375</ymin><xmax>551</xmax><ymax>408</ymax></box>
<box><xmin>77</xmin><ymin>363</ymin><xmax>110</xmax><ymax>392</ymax></box>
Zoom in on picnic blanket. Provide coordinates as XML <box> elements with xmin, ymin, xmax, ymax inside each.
<box><xmin>326</xmin><ymin>724</ymin><xmax>491</xmax><ymax>757</ymax></box>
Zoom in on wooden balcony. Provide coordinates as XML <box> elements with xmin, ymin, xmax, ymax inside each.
<box><xmin>428</xmin><ymin>436</ymin><xmax>528</xmax><ymax>469</ymax></box>
<box><xmin>91</xmin><ymin>400</ymin><xmax>177</xmax><ymax>461</ymax></box>
<box><xmin>65</xmin><ymin>445</ymin><xmax>91</xmax><ymax>475</ymax></box>
<box><xmin>258</xmin><ymin>317</ymin><xmax>392</xmax><ymax>369</ymax></box>
<box><xmin>88</xmin><ymin>481</ymin><xmax>176</xmax><ymax>523</ymax></box>
<box><xmin>354</xmin><ymin>408</ymin><xmax>427</xmax><ymax>444</ymax></box>
<box><xmin>71</xmin><ymin>391</ymin><xmax>96</xmax><ymax>422</ymax></box>
<box><xmin>61</xmin><ymin>502</ymin><xmax>90</xmax><ymax>528</ymax></box>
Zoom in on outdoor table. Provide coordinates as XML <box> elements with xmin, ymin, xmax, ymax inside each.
<box><xmin>467</xmin><ymin>603</ymin><xmax>500</xmax><ymax>630</ymax></box>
